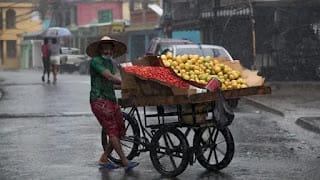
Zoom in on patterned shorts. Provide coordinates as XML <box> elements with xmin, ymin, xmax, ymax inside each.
<box><xmin>91</xmin><ymin>100</ymin><xmax>125</xmax><ymax>138</ymax></box>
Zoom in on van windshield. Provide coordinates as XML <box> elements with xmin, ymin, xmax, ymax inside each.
<box><xmin>176</xmin><ymin>47</ymin><xmax>213</xmax><ymax>56</ymax></box>
<box><xmin>175</xmin><ymin>46</ymin><xmax>232</xmax><ymax>60</ymax></box>
<box><xmin>61</xmin><ymin>47</ymin><xmax>80</xmax><ymax>55</ymax></box>
<box><xmin>211</xmin><ymin>48</ymin><xmax>232</xmax><ymax>59</ymax></box>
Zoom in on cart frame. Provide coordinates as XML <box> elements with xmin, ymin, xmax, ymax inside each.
<box><xmin>101</xmin><ymin>86</ymin><xmax>271</xmax><ymax>177</ymax></box>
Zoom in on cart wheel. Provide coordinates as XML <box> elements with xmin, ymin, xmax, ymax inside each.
<box><xmin>150</xmin><ymin>127</ymin><xmax>189</xmax><ymax>177</ymax></box>
<box><xmin>193</xmin><ymin>127</ymin><xmax>234</xmax><ymax>171</ymax></box>
<box><xmin>101</xmin><ymin>112</ymin><xmax>140</xmax><ymax>164</ymax></box>
<box><xmin>227</xmin><ymin>98</ymin><xmax>239</xmax><ymax>108</ymax></box>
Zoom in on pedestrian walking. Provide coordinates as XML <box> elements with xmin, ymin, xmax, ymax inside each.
<box><xmin>41</xmin><ymin>38</ymin><xmax>50</xmax><ymax>83</ymax></box>
<box><xmin>49</xmin><ymin>38</ymin><xmax>61</xmax><ymax>83</ymax></box>
<box><xmin>86</xmin><ymin>36</ymin><xmax>139</xmax><ymax>171</ymax></box>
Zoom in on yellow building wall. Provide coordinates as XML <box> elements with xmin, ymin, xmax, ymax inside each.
<box><xmin>122</xmin><ymin>0</ymin><xmax>130</xmax><ymax>21</ymax></box>
<box><xmin>0</xmin><ymin>2</ymin><xmax>42</xmax><ymax>69</ymax></box>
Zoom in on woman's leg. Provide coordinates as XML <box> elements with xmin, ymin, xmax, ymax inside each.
<box><xmin>42</xmin><ymin>58</ymin><xmax>46</xmax><ymax>82</ymax></box>
<box><xmin>52</xmin><ymin>64</ymin><xmax>57</xmax><ymax>82</ymax></box>
<box><xmin>91</xmin><ymin>100</ymin><xmax>133</xmax><ymax>168</ymax></box>
<box><xmin>46</xmin><ymin>58</ymin><xmax>50</xmax><ymax>82</ymax></box>
<box><xmin>54</xmin><ymin>64</ymin><xmax>58</xmax><ymax>82</ymax></box>
<box><xmin>100</xmin><ymin>139</ymin><xmax>114</xmax><ymax>163</ymax></box>
<box><xmin>109</xmin><ymin>136</ymin><xmax>129</xmax><ymax>167</ymax></box>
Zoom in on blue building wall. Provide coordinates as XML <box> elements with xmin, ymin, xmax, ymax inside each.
<box><xmin>172</xmin><ymin>30</ymin><xmax>201</xmax><ymax>44</ymax></box>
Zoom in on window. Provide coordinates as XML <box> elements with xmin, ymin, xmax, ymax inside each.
<box><xmin>130</xmin><ymin>0</ymin><xmax>157</xmax><ymax>11</ymax></box>
<box><xmin>134</xmin><ymin>2</ymin><xmax>143</xmax><ymax>11</ymax></box>
<box><xmin>7</xmin><ymin>41</ymin><xmax>16</xmax><ymax>58</ymax></box>
<box><xmin>98</xmin><ymin>9</ymin><xmax>113</xmax><ymax>23</ymax></box>
<box><xmin>6</xmin><ymin>9</ymin><xmax>16</xmax><ymax>29</ymax></box>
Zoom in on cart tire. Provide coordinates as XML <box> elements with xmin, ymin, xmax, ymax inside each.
<box><xmin>193</xmin><ymin>127</ymin><xmax>234</xmax><ymax>171</ymax></box>
<box><xmin>101</xmin><ymin>112</ymin><xmax>140</xmax><ymax>164</ymax></box>
<box><xmin>150</xmin><ymin>127</ymin><xmax>189</xmax><ymax>177</ymax></box>
<box><xmin>227</xmin><ymin>98</ymin><xmax>239</xmax><ymax>108</ymax></box>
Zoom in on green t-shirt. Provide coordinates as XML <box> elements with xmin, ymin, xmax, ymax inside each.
<box><xmin>90</xmin><ymin>56</ymin><xmax>116</xmax><ymax>103</ymax></box>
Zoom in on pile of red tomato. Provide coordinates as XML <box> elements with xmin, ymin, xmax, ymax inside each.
<box><xmin>123</xmin><ymin>66</ymin><xmax>189</xmax><ymax>89</ymax></box>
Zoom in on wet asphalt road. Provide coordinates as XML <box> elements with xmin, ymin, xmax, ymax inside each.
<box><xmin>0</xmin><ymin>70</ymin><xmax>320</xmax><ymax>180</ymax></box>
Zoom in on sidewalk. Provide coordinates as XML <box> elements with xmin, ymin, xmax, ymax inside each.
<box><xmin>244</xmin><ymin>81</ymin><xmax>320</xmax><ymax>134</ymax></box>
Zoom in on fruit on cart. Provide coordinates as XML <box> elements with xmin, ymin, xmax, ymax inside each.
<box><xmin>123</xmin><ymin>66</ymin><xmax>189</xmax><ymax>89</ymax></box>
<box><xmin>160</xmin><ymin>52</ymin><xmax>248</xmax><ymax>90</ymax></box>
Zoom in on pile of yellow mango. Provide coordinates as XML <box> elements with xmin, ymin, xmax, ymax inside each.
<box><xmin>160</xmin><ymin>51</ymin><xmax>248</xmax><ymax>90</ymax></box>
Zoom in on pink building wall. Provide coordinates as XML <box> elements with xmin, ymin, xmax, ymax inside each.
<box><xmin>77</xmin><ymin>2</ymin><xmax>122</xmax><ymax>25</ymax></box>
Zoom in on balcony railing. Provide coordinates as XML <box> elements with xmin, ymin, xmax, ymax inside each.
<box><xmin>200</xmin><ymin>6</ymin><xmax>251</xmax><ymax>19</ymax></box>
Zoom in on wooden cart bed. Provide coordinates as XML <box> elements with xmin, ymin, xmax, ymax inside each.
<box><xmin>119</xmin><ymin>85</ymin><xmax>271</xmax><ymax>107</ymax></box>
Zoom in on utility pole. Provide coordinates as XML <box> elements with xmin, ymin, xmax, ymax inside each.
<box><xmin>162</xmin><ymin>0</ymin><xmax>172</xmax><ymax>38</ymax></box>
<box><xmin>248</xmin><ymin>0</ymin><xmax>257</xmax><ymax>70</ymax></box>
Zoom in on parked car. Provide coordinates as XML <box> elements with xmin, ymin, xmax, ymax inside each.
<box><xmin>145</xmin><ymin>37</ymin><xmax>194</xmax><ymax>56</ymax></box>
<box><xmin>59</xmin><ymin>47</ymin><xmax>89</xmax><ymax>74</ymax></box>
<box><xmin>161</xmin><ymin>44</ymin><xmax>240</xmax><ymax>108</ymax></box>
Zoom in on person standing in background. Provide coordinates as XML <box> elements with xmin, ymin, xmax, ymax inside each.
<box><xmin>41</xmin><ymin>38</ymin><xmax>51</xmax><ymax>83</ymax></box>
<box><xmin>49</xmin><ymin>38</ymin><xmax>61</xmax><ymax>83</ymax></box>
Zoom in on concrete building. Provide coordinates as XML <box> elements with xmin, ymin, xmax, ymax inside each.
<box><xmin>161</xmin><ymin>0</ymin><xmax>320</xmax><ymax>80</ymax></box>
<box><xmin>0</xmin><ymin>2</ymin><xmax>42</xmax><ymax>69</ymax></box>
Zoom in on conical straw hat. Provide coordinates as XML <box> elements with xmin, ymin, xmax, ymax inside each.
<box><xmin>86</xmin><ymin>36</ymin><xmax>127</xmax><ymax>58</ymax></box>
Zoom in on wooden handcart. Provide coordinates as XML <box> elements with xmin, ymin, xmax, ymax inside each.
<box><xmin>101</xmin><ymin>85</ymin><xmax>271</xmax><ymax>177</ymax></box>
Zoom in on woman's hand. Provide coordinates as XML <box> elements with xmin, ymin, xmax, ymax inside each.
<box><xmin>114</xmin><ymin>84</ymin><xmax>121</xmax><ymax>90</ymax></box>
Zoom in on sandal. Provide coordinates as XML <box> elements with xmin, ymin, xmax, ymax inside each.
<box><xmin>125</xmin><ymin>161</ymin><xmax>139</xmax><ymax>172</ymax></box>
<box><xmin>99</xmin><ymin>161</ymin><xmax>120</xmax><ymax>170</ymax></box>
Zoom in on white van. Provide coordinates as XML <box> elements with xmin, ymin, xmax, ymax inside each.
<box><xmin>161</xmin><ymin>44</ymin><xmax>234</xmax><ymax>61</ymax></box>
<box><xmin>59</xmin><ymin>47</ymin><xmax>89</xmax><ymax>73</ymax></box>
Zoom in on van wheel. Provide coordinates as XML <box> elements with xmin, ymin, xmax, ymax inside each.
<box><xmin>79</xmin><ymin>61</ymin><xmax>89</xmax><ymax>75</ymax></box>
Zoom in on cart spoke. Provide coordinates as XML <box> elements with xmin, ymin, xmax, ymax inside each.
<box><xmin>121</xmin><ymin>136</ymin><xmax>135</xmax><ymax>141</ymax></box>
<box><xmin>167</xmin><ymin>133</ymin><xmax>176</xmax><ymax>149</ymax></box>
<box><xmin>209</xmin><ymin>127</ymin><xmax>215</xmax><ymax>138</ymax></box>
<box><xmin>206</xmin><ymin>146</ymin><xmax>214</xmax><ymax>163</ymax></box>
<box><xmin>125</xmin><ymin>123</ymin><xmax>130</xmax><ymax>131</ymax></box>
<box><xmin>156</xmin><ymin>150</ymin><xmax>184</xmax><ymax>159</ymax></box>
<box><xmin>215</xmin><ymin>146</ymin><xmax>225</xmax><ymax>155</ymax></box>
<box><xmin>120</xmin><ymin>141</ymin><xmax>134</xmax><ymax>149</ymax></box>
<box><xmin>199</xmin><ymin>127</ymin><xmax>227</xmax><ymax>164</ymax></box>
<box><xmin>214</xmin><ymin>148</ymin><xmax>219</xmax><ymax>164</ymax></box>
<box><xmin>213</xmin><ymin>128</ymin><xmax>219</xmax><ymax>143</ymax></box>
<box><xmin>155</xmin><ymin>146</ymin><xmax>184</xmax><ymax>158</ymax></box>
<box><xmin>164</xmin><ymin>133</ymin><xmax>178</xmax><ymax>169</ymax></box>
<box><xmin>200</xmin><ymin>128</ymin><xmax>217</xmax><ymax>149</ymax></box>
<box><xmin>156</xmin><ymin>151</ymin><xmax>167</xmax><ymax>159</ymax></box>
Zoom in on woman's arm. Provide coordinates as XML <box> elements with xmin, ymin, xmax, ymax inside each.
<box><xmin>101</xmin><ymin>69</ymin><xmax>121</xmax><ymax>85</ymax></box>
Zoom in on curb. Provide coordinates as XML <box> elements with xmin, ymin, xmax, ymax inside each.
<box><xmin>242</xmin><ymin>97</ymin><xmax>285</xmax><ymax>117</ymax></box>
<box><xmin>0</xmin><ymin>112</ymin><xmax>93</xmax><ymax>119</ymax></box>
<box><xmin>296</xmin><ymin>117</ymin><xmax>320</xmax><ymax>134</ymax></box>
<box><xmin>243</xmin><ymin>97</ymin><xmax>320</xmax><ymax>135</ymax></box>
